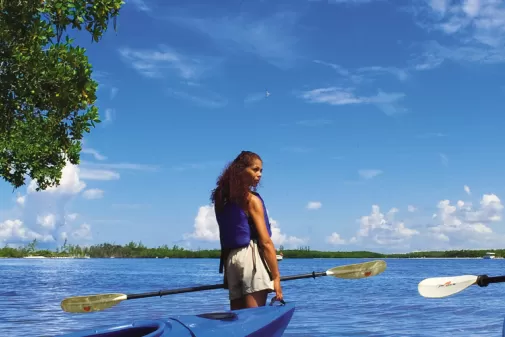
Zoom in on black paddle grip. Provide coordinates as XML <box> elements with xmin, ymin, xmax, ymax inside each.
<box><xmin>476</xmin><ymin>274</ymin><xmax>505</xmax><ymax>287</ymax></box>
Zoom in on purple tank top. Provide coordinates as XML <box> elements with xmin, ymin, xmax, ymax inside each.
<box><xmin>216</xmin><ymin>192</ymin><xmax>272</xmax><ymax>249</ymax></box>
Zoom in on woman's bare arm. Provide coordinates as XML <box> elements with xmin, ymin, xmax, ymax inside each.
<box><xmin>247</xmin><ymin>193</ymin><xmax>280</xmax><ymax>280</ymax></box>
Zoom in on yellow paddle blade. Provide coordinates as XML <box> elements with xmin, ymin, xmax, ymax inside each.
<box><xmin>61</xmin><ymin>293</ymin><xmax>127</xmax><ymax>313</ymax></box>
<box><xmin>326</xmin><ymin>260</ymin><xmax>387</xmax><ymax>279</ymax></box>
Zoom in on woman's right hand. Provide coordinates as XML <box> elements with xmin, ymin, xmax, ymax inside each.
<box><xmin>273</xmin><ymin>277</ymin><xmax>283</xmax><ymax>302</ymax></box>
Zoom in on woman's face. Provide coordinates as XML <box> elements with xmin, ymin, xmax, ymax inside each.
<box><xmin>245</xmin><ymin>158</ymin><xmax>262</xmax><ymax>187</ymax></box>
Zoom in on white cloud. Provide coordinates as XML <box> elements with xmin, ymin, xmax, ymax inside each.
<box><xmin>79</xmin><ymin>169</ymin><xmax>120</xmax><ymax>181</ymax></box>
<box><xmin>36</xmin><ymin>214</ymin><xmax>56</xmax><ymax>230</ymax></box>
<box><xmin>82</xmin><ymin>189</ymin><xmax>104</xmax><ymax>200</ymax></box>
<box><xmin>28</xmin><ymin>163</ymin><xmax>86</xmax><ymax>195</ymax></box>
<box><xmin>408</xmin><ymin>205</ymin><xmax>417</xmax><ymax>212</ymax></box>
<box><xmin>16</xmin><ymin>194</ymin><xmax>25</xmax><ymax>206</ymax></box>
<box><xmin>1</xmin><ymin>148</ymin><xmax>157</xmax><ymax>247</ymax></box>
<box><xmin>358</xmin><ymin>169</ymin><xmax>383</xmax><ymax>180</ymax></box>
<box><xmin>306</xmin><ymin>201</ymin><xmax>322</xmax><ymax>210</ymax></box>
<box><xmin>333</xmin><ymin>193</ymin><xmax>505</xmax><ymax>250</ymax></box>
<box><xmin>118</xmin><ymin>45</ymin><xmax>213</xmax><ymax>80</ymax></box>
<box><xmin>410</xmin><ymin>0</ymin><xmax>505</xmax><ymax>68</ymax></box>
<box><xmin>439</xmin><ymin>153</ymin><xmax>449</xmax><ymax>167</ymax></box>
<box><xmin>0</xmin><ymin>160</ymin><xmax>117</xmax><ymax>246</ymax></box>
<box><xmin>464</xmin><ymin>185</ymin><xmax>471</xmax><ymax>195</ymax></box>
<box><xmin>0</xmin><ymin>219</ymin><xmax>54</xmax><ymax>244</ymax></box>
<box><xmin>270</xmin><ymin>218</ymin><xmax>307</xmax><ymax>247</ymax></box>
<box><xmin>326</xmin><ymin>232</ymin><xmax>346</xmax><ymax>245</ymax></box>
<box><xmin>104</xmin><ymin>108</ymin><xmax>116</xmax><ymax>125</ymax></box>
<box><xmin>82</xmin><ymin>148</ymin><xmax>107</xmax><ymax>161</ymax></box>
<box><xmin>428</xmin><ymin>194</ymin><xmax>503</xmax><ymax>245</ymax></box>
<box><xmin>184</xmin><ymin>205</ymin><xmax>220</xmax><ymax>241</ymax></box>
<box><xmin>352</xmin><ymin>205</ymin><xmax>420</xmax><ymax>246</ymax></box>
<box><xmin>299</xmin><ymin>87</ymin><xmax>406</xmax><ymax>116</ymax></box>
<box><xmin>71</xmin><ymin>223</ymin><xmax>92</xmax><ymax>240</ymax></box>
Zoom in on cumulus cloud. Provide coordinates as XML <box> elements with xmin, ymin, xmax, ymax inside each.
<box><xmin>429</xmin><ymin>194</ymin><xmax>504</xmax><ymax>245</ymax></box>
<box><xmin>184</xmin><ymin>205</ymin><xmax>220</xmax><ymax>241</ymax></box>
<box><xmin>184</xmin><ymin>204</ymin><xmax>306</xmax><ymax>247</ymax></box>
<box><xmin>326</xmin><ymin>232</ymin><xmax>346</xmax><ymax>245</ymax></box>
<box><xmin>0</xmin><ymin>219</ymin><xmax>53</xmax><ymax>243</ymax></box>
<box><xmin>1</xmin><ymin>163</ymin><xmax>91</xmax><ymax>247</ymax></box>
<box><xmin>350</xmin><ymin>205</ymin><xmax>420</xmax><ymax>246</ymax></box>
<box><xmin>0</xmin><ymin>146</ymin><xmax>157</xmax><ymax>247</ymax></box>
<box><xmin>270</xmin><ymin>218</ymin><xmax>307</xmax><ymax>247</ymax></box>
<box><xmin>16</xmin><ymin>194</ymin><xmax>25</xmax><ymax>207</ymax></box>
<box><xmin>331</xmin><ymin>193</ymin><xmax>505</xmax><ymax>250</ymax></box>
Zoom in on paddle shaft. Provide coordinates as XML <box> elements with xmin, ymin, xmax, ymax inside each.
<box><xmin>477</xmin><ymin>275</ymin><xmax>505</xmax><ymax>287</ymax></box>
<box><xmin>279</xmin><ymin>271</ymin><xmax>327</xmax><ymax>281</ymax></box>
<box><xmin>126</xmin><ymin>271</ymin><xmax>328</xmax><ymax>300</ymax></box>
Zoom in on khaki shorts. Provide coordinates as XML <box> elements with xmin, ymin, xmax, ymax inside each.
<box><xmin>224</xmin><ymin>240</ymin><xmax>274</xmax><ymax>301</ymax></box>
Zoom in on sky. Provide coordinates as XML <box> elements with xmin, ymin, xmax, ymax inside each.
<box><xmin>2</xmin><ymin>0</ymin><xmax>505</xmax><ymax>253</ymax></box>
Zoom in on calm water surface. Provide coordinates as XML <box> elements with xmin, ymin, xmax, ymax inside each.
<box><xmin>1</xmin><ymin>258</ymin><xmax>505</xmax><ymax>336</ymax></box>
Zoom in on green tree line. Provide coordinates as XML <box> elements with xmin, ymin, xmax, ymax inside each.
<box><xmin>1</xmin><ymin>240</ymin><xmax>503</xmax><ymax>259</ymax></box>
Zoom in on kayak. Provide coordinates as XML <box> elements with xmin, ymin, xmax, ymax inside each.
<box><xmin>57</xmin><ymin>302</ymin><xmax>296</xmax><ymax>337</ymax></box>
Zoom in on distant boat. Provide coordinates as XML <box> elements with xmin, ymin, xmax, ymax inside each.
<box><xmin>483</xmin><ymin>252</ymin><xmax>496</xmax><ymax>259</ymax></box>
<box><xmin>276</xmin><ymin>252</ymin><xmax>283</xmax><ymax>261</ymax></box>
<box><xmin>23</xmin><ymin>255</ymin><xmax>46</xmax><ymax>259</ymax></box>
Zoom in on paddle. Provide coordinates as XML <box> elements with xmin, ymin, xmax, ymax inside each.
<box><xmin>418</xmin><ymin>274</ymin><xmax>505</xmax><ymax>298</ymax></box>
<box><xmin>61</xmin><ymin>259</ymin><xmax>386</xmax><ymax>313</ymax></box>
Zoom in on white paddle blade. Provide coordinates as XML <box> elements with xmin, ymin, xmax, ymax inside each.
<box><xmin>326</xmin><ymin>260</ymin><xmax>387</xmax><ymax>279</ymax></box>
<box><xmin>61</xmin><ymin>293</ymin><xmax>127</xmax><ymax>313</ymax></box>
<box><xmin>418</xmin><ymin>275</ymin><xmax>478</xmax><ymax>298</ymax></box>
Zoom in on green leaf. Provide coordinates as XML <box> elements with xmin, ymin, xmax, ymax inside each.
<box><xmin>0</xmin><ymin>0</ymin><xmax>124</xmax><ymax>191</ymax></box>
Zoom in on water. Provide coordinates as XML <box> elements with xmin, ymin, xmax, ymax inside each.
<box><xmin>1</xmin><ymin>258</ymin><xmax>505</xmax><ymax>336</ymax></box>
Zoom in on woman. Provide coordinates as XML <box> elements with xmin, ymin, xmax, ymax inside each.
<box><xmin>211</xmin><ymin>150</ymin><xmax>283</xmax><ymax>310</ymax></box>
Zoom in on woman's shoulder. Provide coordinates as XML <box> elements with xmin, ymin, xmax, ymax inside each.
<box><xmin>247</xmin><ymin>191</ymin><xmax>265</xmax><ymax>210</ymax></box>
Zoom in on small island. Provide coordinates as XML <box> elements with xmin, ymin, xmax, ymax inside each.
<box><xmin>1</xmin><ymin>240</ymin><xmax>503</xmax><ymax>259</ymax></box>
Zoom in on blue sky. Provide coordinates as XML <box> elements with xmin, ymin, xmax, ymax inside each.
<box><xmin>2</xmin><ymin>0</ymin><xmax>505</xmax><ymax>253</ymax></box>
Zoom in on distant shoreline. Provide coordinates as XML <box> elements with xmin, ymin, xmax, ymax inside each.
<box><xmin>1</xmin><ymin>241</ymin><xmax>503</xmax><ymax>259</ymax></box>
<box><xmin>1</xmin><ymin>255</ymin><xmax>504</xmax><ymax>260</ymax></box>
<box><xmin>1</xmin><ymin>257</ymin><xmax>503</xmax><ymax>260</ymax></box>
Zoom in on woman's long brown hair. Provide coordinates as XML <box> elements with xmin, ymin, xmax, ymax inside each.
<box><xmin>210</xmin><ymin>151</ymin><xmax>261</xmax><ymax>213</ymax></box>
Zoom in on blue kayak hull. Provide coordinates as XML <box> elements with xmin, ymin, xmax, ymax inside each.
<box><xmin>58</xmin><ymin>303</ymin><xmax>295</xmax><ymax>337</ymax></box>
